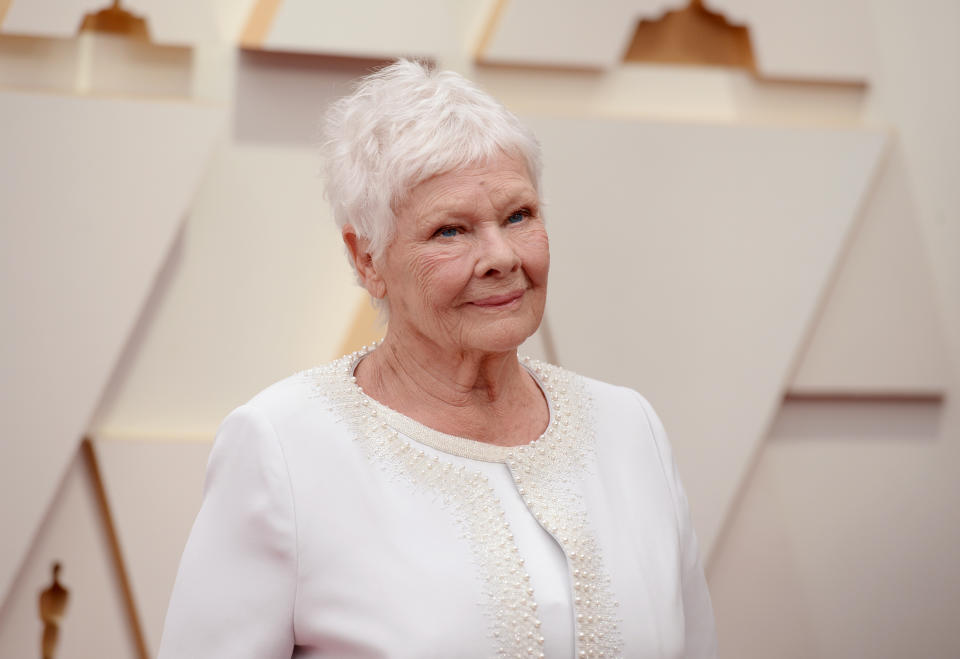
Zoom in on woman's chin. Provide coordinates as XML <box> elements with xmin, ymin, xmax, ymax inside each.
<box><xmin>463</xmin><ymin>317</ymin><xmax>541</xmax><ymax>355</ymax></box>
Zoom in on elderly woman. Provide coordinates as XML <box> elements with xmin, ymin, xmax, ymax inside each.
<box><xmin>159</xmin><ymin>60</ymin><xmax>717</xmax><ymax>659</ymax></box>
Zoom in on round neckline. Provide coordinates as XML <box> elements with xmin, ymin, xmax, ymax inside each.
<box><xmin>348</xmin><ymin>350</ymin><xmax>555</xmax><ymax>463</ymax></box>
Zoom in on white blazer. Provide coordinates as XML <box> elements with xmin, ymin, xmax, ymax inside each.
<box><xmin>158</xmin><ymin>351</ymin><xmax>717</xmax><ymax>658</ymax></box>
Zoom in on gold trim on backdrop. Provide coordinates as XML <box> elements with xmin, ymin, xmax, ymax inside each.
<box><xmin>783</xmin><ymin>391</ymin><xmax>944</xmax><ymax>404</ymax></box>
<box><xmin>474</xmin><ymin>0</ymin><xmax>510</xmax><ymax>60</ymax></box>
<box><xmin>79</xmin><ymin>1</ymin><xmax>150</xmax><ymax>40</ymax></box>
<box><xmin>0</xmin><ymin>0</ymin><xmax>14</xmax><ymax>29</ymax></box>
<box><xmin>241</xmin><ymin>0</ymin><xmax>285</xmax><ymax>48</ymax></box>
<box><xmin>81</xmin><ymin>438</ymin><xmax>149</xmax><ymax>659</ymax></box>
<box><xmin>624</xmin><ymin>0</ymin><xmax>755</xmax><ymax>71</ymax></box>
<box><xmin>337</xmin><ymin>297</ymin><xmax>385</xmax><ymax>357</ymax></box>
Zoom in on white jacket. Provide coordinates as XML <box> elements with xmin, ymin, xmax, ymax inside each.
<box><xmin>158</xmin><ymin>351</ymin><xmax>717</xmax><ymax>658</ymax></box>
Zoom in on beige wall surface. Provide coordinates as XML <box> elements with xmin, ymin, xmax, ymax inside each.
<box><xmin>0</xmin><ymin>451</ymin><xmax>141</xmax><ymax>659</ymax></box>
<box><xmin>0</xmin><ymin>89</ymin><xmax>222</xmax><ymax>605</ymax></box>
<box><xmin>525</xmin><ymin>115</ymin><xmax>886</xmax><ymax>558</ymax></box>
<box><xmin>1</xmin><ymin>0</ymin><xmax>958</xmax><ymax>657</ymax></box>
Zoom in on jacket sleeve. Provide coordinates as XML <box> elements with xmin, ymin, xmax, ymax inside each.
<box><xmin>637</xmin><ymin>394</ymin><xmax>719</xmax><ymax>659</ymax></box>
<box><xmin>157</xmin><ymin>404</ymin><xmax>297</xmax><ymax>658</ymax></box>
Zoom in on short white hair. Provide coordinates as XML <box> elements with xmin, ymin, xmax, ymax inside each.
<box><xmin>321</xmin><ymin>59</ymin><xmax>542</xmax><ymax>270</ymax></box>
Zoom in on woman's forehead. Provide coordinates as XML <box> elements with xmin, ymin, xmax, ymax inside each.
<box><xmin>406</xmin><ymin>176</ymin><xmax>537</xmax><ymax>224</ymax></box>
<box><xmin>410</xmin><ymin>155</ymin><xmax>536</xmax><ymax>206</ymax></box>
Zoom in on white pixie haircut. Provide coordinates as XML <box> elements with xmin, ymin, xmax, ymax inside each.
<box><xmin>321</xmin><ymin>59</ymin><xmax>542</xmax><ymax>269</ymax></box>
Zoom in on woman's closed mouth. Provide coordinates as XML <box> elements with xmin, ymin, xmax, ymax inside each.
<box><xmin>470</xmin><ymin>290</ymin><xmax>525</xmax><ymax>308</ymax></box>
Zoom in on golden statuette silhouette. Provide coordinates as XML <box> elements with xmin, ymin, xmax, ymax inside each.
<box><xmin>39</xmin><ymin>562</ymin><xmax>70</xmax><ymax>659</ymax></box>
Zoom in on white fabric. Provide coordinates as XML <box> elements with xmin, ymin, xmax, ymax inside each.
<box><xmin>158</xmin><ymin>354</ymin><xmax>717</xmax><ymax>658</ymax></box>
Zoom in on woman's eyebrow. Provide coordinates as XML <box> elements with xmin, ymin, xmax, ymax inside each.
<box><xmin>416</xmin><ymin>182</ymin><xmax>538</xmax><ymax>223</ymax></box>
<box><xmin>489</xmin><ymin>184</ymin><xmax>539</xmax><ymax>210</ymax></box>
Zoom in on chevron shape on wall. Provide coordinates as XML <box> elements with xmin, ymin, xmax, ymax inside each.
<box><xmin>525</xmin><ymin>116</ymin><xmax>886</xmax><ymax>557</ymax></box>
<box><xmin>0</xmin><ymin>91</ymin><xmax>221</xmax><ymax>606</ymax></box>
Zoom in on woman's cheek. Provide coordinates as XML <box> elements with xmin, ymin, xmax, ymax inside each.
<box><xmin>520</xmin><ymin>228</ymin><xmax>550</xmax><ymax>277</ymax></box>
<box><xmin>415</xmin><ymin>246</ymin><xmax>465</xmax><ymax>276</ymax></box>
<box><xmin>413</xmin><ymin>249</ymin><xmax>470</xmax><ymax>294</ymax></box>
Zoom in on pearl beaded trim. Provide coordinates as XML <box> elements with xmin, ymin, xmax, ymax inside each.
<box><xmin>507</xmin><ymin>357</ymin><xmax>622</xmax><ymax>659</ymax></box>
<box><xmin>308</xmin><ymin>347</ymin><xmax>622</xmax><ymax>659</ymax></box>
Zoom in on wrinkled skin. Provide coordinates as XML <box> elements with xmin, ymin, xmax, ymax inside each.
<box><xmin>343</xmin><ymin>151</ymin><xmax>551</xmax><ymax>445</ymax></box>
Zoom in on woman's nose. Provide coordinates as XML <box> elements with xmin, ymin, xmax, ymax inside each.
<box><xmin>475</xmin><ymin>227</ymin><xmax>521</xmax><ymax>277</ymax></box>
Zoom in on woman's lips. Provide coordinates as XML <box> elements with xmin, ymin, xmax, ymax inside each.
<box><xmin>470</xmin><ymin>290</ymin><xmax>524</xmax><ymax>308</ymax></box>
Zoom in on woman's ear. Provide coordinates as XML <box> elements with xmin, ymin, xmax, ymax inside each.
<box><xmin>342</xmin><ymin>227</ymin><xmax>387</xmax><ymax>299</ymax></box>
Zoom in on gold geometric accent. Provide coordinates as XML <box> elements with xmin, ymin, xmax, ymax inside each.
<box><xmin>624</xmin><ymin>0</ymin><xmax>755</xmax><ymax>71</ymax></box>
<box><xmin>0</xmin><ymin>0</ymin><xmax>13</xmax><ymax>30</ymax></box>
<box><xmin>337</xmin><ymin>296</ymin><xmax>385</xmax><ymax>356</ymax></box>
<box><xmin>79</xmin><ymin>1</ymin><xmax>149</xmax><ymax>40</ymax></box>
<box><xmin>80</xmin><ymin>438</ymin><xmax>149</xmax><ymax>659</ymax></box>
<box><xmin>474</xmin><ymin>0</ymin><xmax>511</xmax><ymax>61</ymax></box>
<box><xmin>240</xmin><ymin>0</ymin><xmax>285</xmax><ymax>48</ymax></box>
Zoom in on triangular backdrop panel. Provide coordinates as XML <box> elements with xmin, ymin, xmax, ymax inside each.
<box><xmin>710</xmin><ymin>0</ymin><xmax>873</xmax><ymax>81</ymax></box>
<box><xmin>94</xmin><ymin>439</ymin><xmax>213</xmax><ymax>656</ymax></box>
<box><xmin>0</xmin><ymin>0</ymin><xmax>102</xmax><ymax>36</ymax></box>
<box><xmin>242</xmin><ymin>0</ymin><xmax>463</xmax><ymax>56</ymax></box>
<box><xmin>481</xmin><ymin>0</ymin><xmax>872</xmax><ymax>81</ymax></box>
<box><xmin>0</xmin><ymin>450</ymin><xmax>140</xmax><ymax>658</ymax></box>
<box><xmin>0</xmin><ymin>0</ymin><xmax>222</xmax><ymax>44</ymax></box>
<box><xmin>480</xmin><ymin>0</ymin><xmax>679</xmax><ymax>68</ymax></box>
<box><xmin>525</xmin><ymin>115</ymin><xmax>885</xmax><ymax>556</ymax></box>
<box><xmin>91</xmin><ymin>52</ymin><xmax>382</xmax><ymax>440</ymax></box>
<box><xmin>89</xmin><ymin>143</ymin><xmax>366</xmax><ymax>440</ymax></box>
<box><xmin>708</xmin><ymin>394</ymin><xmax>946</xmax><ymax>658</ymax></box>
<box><xmin>0</xmin><ymin>91</ymin><xmax>221</xmax><ymax>604</ymax></box>
<box><xmin>789</xmin><ymin>142</ymin><xmax>950</xmax><ymax>395</ymax></box>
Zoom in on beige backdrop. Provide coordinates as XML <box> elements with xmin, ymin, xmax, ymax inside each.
<box><xmin>1</xmin><ymin>1</ymin><xmax>958</xmax><ymax>657</ymax></box>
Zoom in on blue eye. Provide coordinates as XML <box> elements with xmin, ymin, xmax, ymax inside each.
<box><xmin>435</xmin><ymin>226</ymin><xmax>460</xmax><ymax>238</ymax></box>
<box><xmin>507</xmin><ymin>210</ymin><xmax>528</xmax><ymax>224</ymax></box>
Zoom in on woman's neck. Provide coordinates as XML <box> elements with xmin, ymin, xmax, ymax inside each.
<box><xmin>354</xmin><ymin>330</ymin><xmax>548</xmax><ymax>446</ymax></box>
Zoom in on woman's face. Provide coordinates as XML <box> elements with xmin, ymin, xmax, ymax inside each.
<box><xmin>370</xmin><ymin>151</ymin><xmax>549</xmax><ymax>356</ymax></box>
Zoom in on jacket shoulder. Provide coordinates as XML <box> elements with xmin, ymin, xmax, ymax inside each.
<box><xmin>239</xmin><ymin>354</ymin><xmax>358</xmax><ymax>441</ymax></box>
